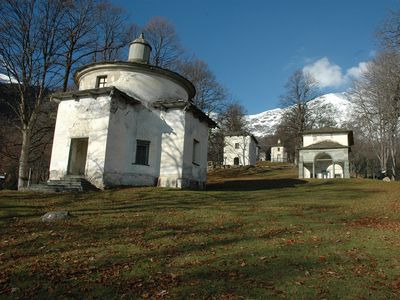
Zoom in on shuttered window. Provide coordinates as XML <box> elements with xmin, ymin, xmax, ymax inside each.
<box><xmin>192</xmin><ymin>139</ymin><xmax>200</xmax><ymax>165</ymax></box>
<box><xmin>135</xmin><ymin>140</ymin><xmax>150</xmax><ymax>165</ymax></box>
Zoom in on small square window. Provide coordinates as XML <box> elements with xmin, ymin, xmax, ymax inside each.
<box><xmin>193</xmin><ymin>139</ymin><xmax>200</xmax><ymax>165</ymax></box>
<box><xmin>135</xmin><ymin>140</ymin><xmax>150</xmax><ymax>165</ymax></box>
<box><xmin>96</xmin><ymin>75</ymin><xmax>107</xmax><ymax>88</ymax></box>
<box><xmin>235</xmin><ymin>143</ymin><xmax>240</xmax><ymax>149</ymax></box>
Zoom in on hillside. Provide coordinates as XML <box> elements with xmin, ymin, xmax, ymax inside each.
<box><xmin>247</xmin><ymin>92</ymin><xmax>355</xmax><ymax>137</ymax></box>
<box><xmin>1</xmin><ymin>166</ymin><xmax>400</xmax><ymax>298</ymax></box>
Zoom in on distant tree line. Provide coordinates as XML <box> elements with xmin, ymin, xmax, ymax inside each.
<box><xmin>348</xmin><ymin>9</ymin><xmax>400</xmax><ymax>180</ymax></box>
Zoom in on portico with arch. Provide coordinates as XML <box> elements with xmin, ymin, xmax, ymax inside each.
<box><xmin>298</xmin><ymin>128</ymin><xmax>353</xmax><ymax>179</ymax></box>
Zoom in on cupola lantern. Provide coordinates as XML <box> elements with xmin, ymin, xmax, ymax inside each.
<box><xmin>128</xmin><ymin>33</ymin><xmax>152</xmax><ymax>64</ymax></box>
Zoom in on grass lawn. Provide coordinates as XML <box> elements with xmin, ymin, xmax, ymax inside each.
<box><xmin>1</xmin><ymin>163</ymin><xmax>400</xmax><ymax>299</ymax></box>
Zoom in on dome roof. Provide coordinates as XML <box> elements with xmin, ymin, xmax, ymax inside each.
<box><xmin>129</xmin><ymin>33</ymin><xmax>152</xmax><ymax>50</ymax></box>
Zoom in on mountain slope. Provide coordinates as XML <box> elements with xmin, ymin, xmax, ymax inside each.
<box><xmin>246</xmin><ymin>93</ymin><xmax>355</xmax><ymax>137</ymax></box>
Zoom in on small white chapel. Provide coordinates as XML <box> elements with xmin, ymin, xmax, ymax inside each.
<box><xmin>48</xmin><ymin>33</ymin><xmax>216</xmax><ymax>189</ymax></box>
<box><xmin>270</xmin><ymin>139</ymin><xmax>287</xmax><ymax>162</ymax></box>
<box><xmin>298</xmin><ymin>128</ymin><xmax>354</xmax><ymax>179</ymax></box>
<box><xmin>223</xmin><ymin>133</ymin><xmax>259</xmax><ymax>166</ymax></box>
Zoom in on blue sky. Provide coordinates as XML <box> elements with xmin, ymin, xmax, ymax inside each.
<box><xmin>114</xmin><ymin>0</ymin><xmax>398</xmax><ymax>114</ymax></box>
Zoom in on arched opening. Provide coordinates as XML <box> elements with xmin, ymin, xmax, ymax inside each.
<box><xmin>314</xmin><ymin>152</ymin><xmax>343</xmax><ymax>178</ymax></box>
<box><xmin>314</xmin><ymin>152</ymin><xmax>332</xmax><ymax>179</ymax></box>
<box><xmin>328</xmin><ymin>163</ymin><xmax>343</xmax><ymax>178</ymax></box>
<box><xmin>234</xmin><ymin>157</ymin><xmax>240</xmax><ymax>166</ymax></box>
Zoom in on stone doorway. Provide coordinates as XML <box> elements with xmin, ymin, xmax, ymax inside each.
<box><xmin>234</xmin><ymin>157</ymin><xmax>240</xmax><ymax>165</ymax></box>
<box><xmin>67</xmin><ymin>138</ymin><xmax>88</xmax><ymax>176</ymax></box>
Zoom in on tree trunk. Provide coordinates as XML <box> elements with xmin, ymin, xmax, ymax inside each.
<box><xmin>63</xmin><ymin>61</ymin><xmax>72</xmax><ymax>92</ymax></box>
<box><xmin>18</xmin><ymin>127</ymin><xmax>32</xmax><ymax>190</ymax></box>
<box><xmin>389</xmin><ymin>128</ymin><xmax>397</xmax><ymax>180</ymax></box>
<box><xmin>390</xmin><ymin>145</ymin><xmax>397</xmax><ymax>180</ymax></box>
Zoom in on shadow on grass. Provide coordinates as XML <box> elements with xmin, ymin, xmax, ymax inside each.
<box><xmin>0</xmin><ymin>192</ymin><xmax>60</xmax><ymax>200</ymax></box>
<box><xmin>206</xmin><ymin>178</ymin><xmax>307</xmax><ymax>191</ymax></box>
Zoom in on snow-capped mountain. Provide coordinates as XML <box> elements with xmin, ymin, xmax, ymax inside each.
<box><xmin>0</xmin><ymin>74</ymin><xmax>17</xmax><ymax>84</ymax></box>
<box><xmin>246</xmin><ymin>92</ymin><xmax>355</xmax><ymax>137</ymax></box>
<box><xmin>0</xmin><ymin>74</ymin><xmax>9</xmax><ymax>83</ymax></box>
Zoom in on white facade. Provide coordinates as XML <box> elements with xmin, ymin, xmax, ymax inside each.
<box><xmin>303</xmin><ymin>132</ymin><xmax>349</xmax><ymax>148</ymax></box>
<box><xmin>271</xmin><ymin>146</ymin><xmax>287</xmax><ymax>162</ymax></box>
<box><xmin>258</xmin><ymin>151</ymin><xmax>267</xmax><ymax>161</ymax></box>
<box><xmin>49</xmin><ymin>34</ymin><xmax>215</xmax><ymax>189</ymax></box>
<box><xmin>77</xmin><ymin>64</ymin><xmax>190</xmax><ymax>105</ymax></box>
<box><xmin>270</xmin><ymin>140</ymin><xmax>287</xmax><ymax>162</ymax></box>
<box><xmin>299</xmin><ymin>129</ymin><xmax>353</xmax><ymax>179</ymax></box>
<box><xmin>223</xmin><ymin>135</ymin><xmax>258</xmax><ymax>166</ymax></box>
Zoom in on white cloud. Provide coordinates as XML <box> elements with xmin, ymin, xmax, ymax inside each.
<box><xmin>345</xmin><ymin>62</ymin><xmax>369</xmax><ymax>81</ymax></box>
<box><xmin>302</xmin><ymin>57</ymin><xmax>369</xmax><ymax>89</ymax></box>
<box><xmin>302</xmin><ymin>57</ymin><xmax>345</xmax><ymax>88</ymax></box>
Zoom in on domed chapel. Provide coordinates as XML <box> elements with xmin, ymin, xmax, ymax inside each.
<box><xmin>49</xmin><ymin>34</ymin><xmax>216</xmax><ymax>189</ymax></box>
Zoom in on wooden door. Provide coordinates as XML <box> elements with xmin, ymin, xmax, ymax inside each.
<box><xmin>67</xmin><ymin>138</ymin><xmax>88</xmax><ymax>175</ymax></box>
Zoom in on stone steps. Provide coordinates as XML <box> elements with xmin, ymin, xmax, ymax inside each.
<box><xmin>27</xmin><ymin>177</ymin><xmax>99</xmax><ymax>193</ymax></box>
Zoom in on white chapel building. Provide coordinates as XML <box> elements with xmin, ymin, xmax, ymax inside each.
<box><xmin>298</xmin><ymin>128</ymin><xmax>354</xmax><ymax>179</ymax></box>
<box><xmin>223</xmin><ymin>133</ymin><xmax>259</xmax><ymax>166</ymax></box>
<box><xmin>270</xmin><ymin>139</ymin><xmax>287</xmax><ymax>162</ymax></box>
<box><xmin>49</xmin><ymin>34</ymin><xmax>216</xmax><ymax>189</ymax></box>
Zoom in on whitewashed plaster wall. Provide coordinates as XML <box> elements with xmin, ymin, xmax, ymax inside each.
<box><xmin>78</xmin><ymin>67</ymin><xmax>189</xmax><ymax>105</ymax></box>
<box><xmin>104</xmin><ymin>98</ymin><xmax>209</xmax><ymax>189</ymax></box>
<box><xmin>300</xmin><ymin>148</ymin><xmax>349</xmax><ymax>163</ymax></box>
<box><xmin>223</xmin><ymin>136</ymin><xmax>255</xmax><ymax>166</ymax></box>
<box><xmin>271</xmin><ymin>146</ymin><xmax>287</xmax><ymax>162</ymax></box>
<box><xmin>303</xmin><ymin>133</ymin><xmax>349</xmax><ymax>147</ymax></box>
<box><xmin>304</xmin><ymin>166</ymin><xmax>311</xmax><ymax>178</ymax></box>
<box><xmin>103</xmin><ymin>97</ymin><xmax>168</xmax><ymax>187</ymax></box>
<box><xmin>50</xmin><ymin>96</ymin><xmax>207</xmax><ymax>189</ymax></box>
<box><xmin>158</xmin><ymin>108</ymin><xmax>186</xmax><ymax>187</ymax></box>
<box><xmin>181</xmin><ymin>113</ymin><xmax>209</xmax><ymax>187</ymax></box>
<box><xmin>49</xmin><ymin>95</ymin><xmax>111</xmax><ymax>188</ymax></box>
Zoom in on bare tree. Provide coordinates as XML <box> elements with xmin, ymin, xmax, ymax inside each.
<box><xmin>207</xmin><ymin>102</ymin><xmax>247</xmax><ymax>164</ymax></box>
<box><xmin>143</xmin><ymin>17</ymin><xmax>183</xmax><ymax>68</ymax></box>
<box><xmin>93</xmin><ymin>1</ymin><xmax>131</xmax><ymax>62</ymax></box>
<box><xmin>176</xmin><ymin>58</ymin><xmax>227</xmax><ymax>115</ymax></box>
<box><xmin>348</xmin><ymin>125</ymin><xmax>382</xmax><ymax>179</ymax></box>
<box><xmin>0</xmin><ymin>98</ymin><xmax>56</xmax><ymax>188</ymax></box>
<box><xmin>308</xmin><ymin>101</ymin><xmax>338</xmax><ymax>129</ymax></box>
<box><xmin>352</xmin><ymin>50</ymin><xmax>400</xmax><ymax>179</ymax></box>
<box><xmin>175</xmin><ymin>56</ymin><xmax>228</xmax><ymax>163</ymax></box>
<box><xmin>278</xmin><ymin>70</ymin><xmax>319</xmax><ymax>162</ymax></box>
<box><xmin>60</xmin><ymin>0</ymin><xmax>98</xmax><ymax>91</ymax></box>
<box><xmin>218</xmin><ymin>102</ymin><xmax>248</xmax><ymax>134</ymax></box>
<box><xmin>59</xmin><ymin>0</ymin><xmax>136</xmax><ymax>90</ymax></box>
<box><xmin>379</xmin><ymin>8</ymin><xmax>400</xmax><ymax>51</ymax></box>
<box><xmin>141</xmin><ymin>17</ymin><xmax>227</xmax><ymax>115</ymax></box>
<box><xmin>0</xmin><ymin>0</ymin><xmax>66</xmax><ymax>189</ymax></box>
<box><xmin>207</xmin><ymin>129</ymin><xmax>224</xmax><ymax>163</ymax></box>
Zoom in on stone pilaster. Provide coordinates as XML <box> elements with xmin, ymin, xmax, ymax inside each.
<box><xmin>298</xmin><ymin>161</ymin><xmax>304</xmax><ymax>178</ymax></box>
<box><xmin>344</xmin><ymin>160</ymin><xmax>350</xmax><ymax>178</ymax></box>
